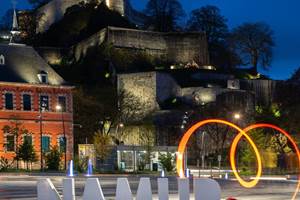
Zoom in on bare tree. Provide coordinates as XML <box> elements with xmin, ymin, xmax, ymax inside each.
<box><xmin>93</xmin><ymin>130</ymin><xmax>112</xmax><ymax>162</ymax></box>
<box><xmin>138</xmin><ymin>125</ymin><xmax>155</xmax><ymax>169</ymax></box>
<box><xmin>230</xmin><ymin>22</ymin><xmax>275</xmax><ymax>73</ymax></box>
<box><xmin>186</xmin><ymin>5</ymin><xmax>240</xmax><ymax>69</ymax></box>
<box><xmin>187</xmin><ymin>5</ymin><xmax>228</xmax><ymax>44</ymax></box>
<box><xmin>144</xmin><ymin>0</ymin><xmax>185</xmax><ymax>32</ymax></box>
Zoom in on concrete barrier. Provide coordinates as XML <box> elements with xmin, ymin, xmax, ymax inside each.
<box><xmin>37</xmin><ymin>178</ymin><xmax>61</xmax><ymax>200</ymax></box>
<box><xmin>136</xmin><ymin>177</ymin><xmax>152</xmax><ymax>200</ymax></box>
<box><xmin>63</xmin><ymin>178</ymin><xmax>75</xmax><ymax>200</ymax></box>
<box><xmin>178</xmin><ymin>178</ymin><xmax>190</xmax><ymax>200</ymax></box>
<box><xmin>158</xmin><ymin>178</ymin><xmax>169</xmax><ymax>200</ymax></box>
<box><xmin>116</xmin><ymin>178</ymin><xmax>133</xmax><ymax>200</ymax></box>
<box><xmin>82</xmin><ymin>178</ymin><xmax>105</xmax><ymax>200</ymax></box>
<box><xmin>194</xmin><ymin>178</ymin><xmax>221</xmax><ymax>200</ymax></box>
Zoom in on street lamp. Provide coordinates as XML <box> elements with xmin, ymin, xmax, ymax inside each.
<box><xmin>39</xmin><ymin>105</ymin><xmax>45</xmax><ymax>171</ymax></box>
<box><xmin>56</xmin><ymin>104</ymin><xmax>66</xmax><ymax>170</ymax></box>
<box><xmin>233</xmin><ymin>113</ymin><xmax>241</xmax><ymax>120</ymax></box>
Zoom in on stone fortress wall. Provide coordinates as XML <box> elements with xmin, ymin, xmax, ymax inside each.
<box><xmin>36</xmin><ymin>0</ymin><xmax>127</xmax><ymax>33</ymax></box>
<box><xmin>117</xmin><ymin>71</ymin><xmax>275</xmax><ymax>116</ymax></box>
<box><xmin>117</xmin><ymin>71</ymin><xmax>249</xmax><ymax>115</ymax></box>
<box><xmin>74</xmin><ymin>26</ymin><xmax>209</xmax><ymax>66</ymax></box>
<box><xmin>117</xmin><ymin>72</ymin><xmax>160</xmax><ymax>119</ymax></box>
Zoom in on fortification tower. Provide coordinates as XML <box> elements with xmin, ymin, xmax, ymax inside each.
<box><xmin>36</xmin><ymin>0</ymin><xmax>126</xmax><ymax>33</ymax></box>
<box><xmin>106</xmin><ymin>0</ymin><xmax>125</xmax><ymax>16</ymax></box>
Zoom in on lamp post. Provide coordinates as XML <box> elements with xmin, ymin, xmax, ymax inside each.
<box><xmin>115</xmin><ymin>123</ymin><xmax>124</xmax><ymax>143</ymax></box>
<box><xmin>233</xmin><ymin>112</ymin><xmax>241</xmax><ymax>172</ymax></box>
<box><xmin>39</xmin><ymin>106</ymin><xmax>44</xmax><ymax>171</ymax></box>
<box><xmin>56</xmin><ymin>104</ymin><xmax>66</xmax><ymax>170</ymax></box>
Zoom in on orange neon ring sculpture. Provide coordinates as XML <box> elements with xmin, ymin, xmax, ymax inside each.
<box><xmin>231</xmin><ymin>124</ymin><xmax>300</xmax><ymax>200</ymax></box>
<box><xmin>176</xmin><ymin>119</ymin><xmax>262</xmax><ymax>187</ymax></box>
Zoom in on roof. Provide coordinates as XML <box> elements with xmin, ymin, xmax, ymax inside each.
<box><xmin>0</xmin><ymin>44</ymin><xmax>68</xmax><ymax>86</ymax></box>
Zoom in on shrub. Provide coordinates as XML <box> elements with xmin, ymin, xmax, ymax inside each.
<box><xmin>45</xmin><ymin>146</ymin><xmax>62</xmax><ymax>171</ymax></box>
<box><xmin>0</xmin><ymin>157</ymin><xmax>13</xmax><ymax>172</ymax></box>
<box><xmin>74</xmin><ymin>155</ymin><xmax>88</xmax><ymax>173</ymax></box>
<box><xmin>158</xmin><ymin>152</ymin><xmax>174</xmax><ymax>172</ymax></box>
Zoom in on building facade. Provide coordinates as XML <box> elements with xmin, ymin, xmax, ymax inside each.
<box><xmin>0</xmin><ymin>44</ymin><xmax>73</xmax><ymax>169</ymax></box>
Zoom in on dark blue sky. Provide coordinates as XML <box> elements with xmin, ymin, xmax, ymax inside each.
<box><xmin>2</xmin><ymin>0</ymin><xmax>300</xmax><ymax>80</ymax></box>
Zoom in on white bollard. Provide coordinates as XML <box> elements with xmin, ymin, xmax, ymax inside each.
<box><xmin>136</xmin><ymin>177</ymin><xmax>152</xmax><ymax>200</ymax></box>
<box><xmin>82</xmin><ymin>178</ymin><xmax>105</xmax><ymax>200</ymax></box>
<box><xmin>63</xmin><ymin>178</ymin><xmax>75</xmax><ymax>200</ymax></box>
<box><xmin>116</xmin><ymin>178</ymin><xmax>133</xmax><ymax>200</ymax></box>
<box><xmin>178</xmin><ymin>178</ymin><xmax>189</xmax><ymax>200</ymax></box>
<box><xmin>194</xmin><ymin>178</ymin><xmax>221</xmax><ymax>200</ymax></box>
<box><xmin>37</xmin><ymin>179</ymin><xmax>61</xmax><ymax>200</ymax></box>
<box><xmin>158</xmin><ymin>178</ymin><xmax>169</xmax><ymax>200</ymax></box>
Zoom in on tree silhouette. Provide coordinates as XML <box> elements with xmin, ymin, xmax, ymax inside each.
<box><xmin>144</xmin><ymin>0</ymin><xmax>185</xmax><ymax>32</ymax></box>
<box><xmin>230</xmin><ymin>22</ymin><xmax>275</xmax><ymax>73</ymax></box>
<box><xmin>18</xmin><ymin>139</ymin><xmax>37</xmax><ymax>170</ymax></box>
<box><xmin>187</xmin><ymin>5</ymin><xmax>228</xmax><ymax>44</ymax></box>
<box><xmin>186</xmin><ymin>5</ymin><xmax>239</xmax><ymax>69</ymax></box>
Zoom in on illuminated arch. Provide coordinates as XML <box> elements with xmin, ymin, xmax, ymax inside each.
<box><xmin>176</xmin><ymin>119</ymin><xmax>262</xmax><ymax>188</ymax></box>
<box><xmin>231</xmin><ymin>124</ymin><xmax>300</xmax><ymax>200</ymax></box>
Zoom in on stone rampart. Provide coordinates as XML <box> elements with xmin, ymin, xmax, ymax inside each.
<box><xmin>74</xmin><ymin>27</ymin><xmax>209</xmax><ymax>65</ymax></box>
<box><xmin>36</xmin><ymin>0</ymin><xmax>82</xmax><ymax>33</ymax></box>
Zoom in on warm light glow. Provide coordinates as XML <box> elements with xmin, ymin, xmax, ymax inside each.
<box><xmin>106</xmin><ymin>0</ymin><xmax>110</xmax><ymax>8</ymax></box>
<box><xmin>231</xmin><ymin>124</ymin><xmax>300</xmax><ymax>200</ymax></box>
<box><xmin>176</xmin><ymin>119</ymin><xmax>300</xmax><ymax>199</ymax></box>
<box><xmin>56</xmin><ymin>104</ymin><xmax>62</xmax><ymax>111</ymax></box>
<box><xmin>176</xmin><ymin>119</ymin><xmax>262</xmax><ymax>189</ymax></box>
<box><xmin>234</xmin><ymin>113</ymin><xmax>241</xmax><ymax>119</ymax></box>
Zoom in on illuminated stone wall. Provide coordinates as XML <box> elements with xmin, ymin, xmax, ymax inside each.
<box><xmin>117</xmin><ymin>72</ymin><xmax>159</xmax><ymax>119</ymax></box>
<box><xmin>36</xmin><ymin>0</ymin><xmax>126</xmax><ymax>33</ymax></box>
<box><xmin>107</xmin><ymin>0</ymin><xmax>125</xmax><ymax>16</ymax></box>
<box><xmin>74</xmin><ymin>27</ymin><xmax>209</xmax><ymax>66</ymax></box>
<box><xmin>117</xmin><ymin>72</ymin><xmax>232</xmax><ymax>116</ymax></box>
<box><xmin>35</xmin><ymin>47</ymin><xmax>70</xmax><ymax>65</ymax></box>
<box><xmin>73</xmin><ymin>28</ymin><xmax>107</xmax><ymax>61</ymax></box>
<box><xmin>36</xmin><ymin>0</ymin><xmax>82</xmax><ymax>33</ymax></box>
<box><xmin>241</xmin><ymin>79</ymin><xmax>276</xmax><ymax>106</ymax></box>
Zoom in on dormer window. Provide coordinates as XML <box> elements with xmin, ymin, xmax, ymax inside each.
<box><xmin>38</xmin><ymin>71</ymin><xmax>48</xmax><ymax>84</ymax></box>
<box><xmin>0</xmin><ymin>55</ymin><xmax>5</xmax><ymax>65</ymax></box>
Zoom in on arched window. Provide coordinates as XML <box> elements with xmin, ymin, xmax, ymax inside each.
<box><xmin>0</xmin><ymin>55</ymin><xmax>5</xmax><ymax>65</ymax></box>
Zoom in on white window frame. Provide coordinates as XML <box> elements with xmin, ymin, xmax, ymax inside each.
<box><xmin>0</xmin><ymin>55</ymin><xmax>5</xmax><ymax>65</ymax></box>
<box><xmin>37</xmin><ymin>71</ymin><xmax>48</xmax><ymax>84</ymax></box>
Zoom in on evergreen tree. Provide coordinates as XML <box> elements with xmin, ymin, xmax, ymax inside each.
<box><xmin>45</xmin><ymin>146</ymin><xmax>62</xmax><ymax>171</ymax></box>
<box><xmin>18</xmin><ymin>139</ymin><xmax>37</xmax><ymax>170</ymax></box>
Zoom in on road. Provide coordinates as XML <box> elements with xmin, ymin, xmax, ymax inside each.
<box><xmin>0</xmin><ymin>175</ymin><xmax>299</xmax><ymax>199</ymax></box>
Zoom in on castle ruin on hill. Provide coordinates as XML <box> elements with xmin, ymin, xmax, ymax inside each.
<box><xmin>36</xmin><ymin>0</ymin><xmax>138</xmax><ymax>33</ymax></box>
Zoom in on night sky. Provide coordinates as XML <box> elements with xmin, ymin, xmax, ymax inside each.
<box><xmin>1</xmin><ymin>0</ymin><xmax>300</xmax><ymax>80</ymax></box>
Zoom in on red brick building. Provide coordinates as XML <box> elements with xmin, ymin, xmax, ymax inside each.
<box><xmin>0</xmin><ymin>44</ymin><xmax>73</xmax><ymax>169</ymax></box>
